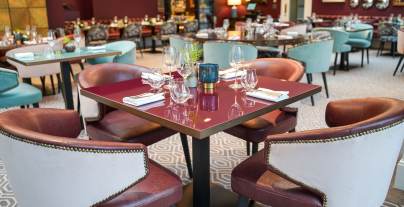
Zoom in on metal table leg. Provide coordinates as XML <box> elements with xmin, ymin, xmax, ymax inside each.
<box><xmin>60</xmin><ymin>62</ymin><xmax>74</xmax><ymax>109</ymax></box>
<box><xmin>193</xmin><ymin>137</ymin><xmax>210</xmax><ymax>207</ymax></box>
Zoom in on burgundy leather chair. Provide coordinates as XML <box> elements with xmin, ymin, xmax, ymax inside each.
<box><xmin>232</xmin><ymin>97</ymin><xmax>404</xmax><ymax>207</ymax></box>
<box><xmin>224</xmin><ymin>58</ymin><xmax>304</xmax><ymax>155</ymax></box>
<box><xmin>78</xmin><ymin>63</ymin><xmax>193</xmax><ymax>178</ymax></box>
<box><xmin>0</xmin><ymin>109</ymin><xmax>182</xmax><ymax>207</ymax></box>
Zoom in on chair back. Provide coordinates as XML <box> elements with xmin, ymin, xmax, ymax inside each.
<box><xmin>287</xmin><ymin>40</ymin><xmax>333</xmax><ymax>73</ymax></box>
<box><xmin>6</xmin><ymin>44</ymin><xmax>61</xmax><ymax>78</ymax></box>
<box><xmin>78</xmin><ymin>63</ymin><xmax>150</xmax><ymax>121</ymax></box>
<box><xmin>246</xmin><ymin>58</ymin><xmax>304</xmax><ymax>82</ymax></box>
<box><xmin>265</xmin><ymin>97</ymin><xmax>404</xmax><ymax>207</ymax></box>
<box><xmin>0</xmin><ymin>68</ymin><xmax>18</xmax><ymax>93</ymax></box>
<box><xmin>398</xmin><ymin>29</ymin><xmax>404</xmax><ymax>54</ymax></box>
<box><xmin>122</xmin><ymin>23</ymin><xmax>142</xmax><ymax>39</ymax></box>
<box><xmin>184</xmin><ymin>20</ymin><xmax>198</xmax><ymax>33</ymax></box>
<box><xmin>203</xmin><ymin>41</ymin><xmax>257</xmax><ymax>69</ymax></box>
<box><xmin>161</xmin><ymin>21</ymin><xmax>177</xmax><ymax>35</ymax></box>
<box><xmin>349</xmin><ymin>23</ymin><xmax>374</xmax><ymax>41</ymax></box>
<box><xmin>87</xmin><ymin>40</ymin><xmax>136</xmax><ymax>65</ymax></box>
<box><xmin>314</xmin><ymin>28</ymin><xmax>350</xmax><ymax>53</ymax></box>
<box><xmin>0</xmin><ymin>109</ymin><xmax>148</xmax><ymax>207</ymax></box>
<box><xmin>86</xmin><ymin>25</ymin><xmax>109</xmax><ymax>43</ymax></box>
<box><xmin>280</xmin><ymin>24</ymin><xmax>307</xmax><ymax>35</ymax></box>
<box><xmin>169</xmin><ymin>35</ymin><xmax>193</xmax><ymax>53</ymax></box>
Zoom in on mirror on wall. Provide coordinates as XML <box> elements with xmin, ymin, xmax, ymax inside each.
<box><xmin>362</xmin><ymin>0</ymin><xmax>374</xmax><ymax>9</ymax></box>
<box><xmin>350</xmin><ymin>0</ymin><xmax>360</xmax><ymax>8</ymax></box>
<box><xmin>375</xmin><ymin>0</ymin><xmax>390</xmax><ymax>9</ymax></box>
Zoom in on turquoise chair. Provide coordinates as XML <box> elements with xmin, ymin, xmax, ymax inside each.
<box><xmin>346</xmin><ymin>23</ymin><xmax>374</xmax><ymax>67</ymax></box>
<box><xmin>314</xmin><ymin>28</ymin><xmax>351</xmax><ymax>75</ymax></box>
<box><xmin>87</xmin><ymin>41</ymin><xmax>136</xmax><ymax>65</ymax></box>
<box><xmin>0</xmin><ymin>68</ymin><xmax>42</xmax><ymax>108</ymax></box>
<box><xmin>169</xmin><ymin>35</ymin><xmax>193</xmax><ymax>53</ymax></box>
<box><xmin>203</xmin><ymin>41</ymin><xmax>258</xmax><ymax>69</ymax></box>
<box><xmin>288</xmin><ymin>40</ymin><xmax>334</xmax><ymax>106</ymax></box>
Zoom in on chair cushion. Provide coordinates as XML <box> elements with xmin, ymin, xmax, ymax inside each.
<box><xmin>87</xmin><ymin>110</ymin><xmax>177</xmax><ymax>145</ymax></box>
<box><xmin>338</xmin><ymin>44</ymin><xmax>351</xmax><ymax>53</ymax></box>
<box><xmin>0</xmin><ymin>83</ymin><xmax>42</xmax><ymax>108</ymax></box>
<box><xmin>347</xmin><ymin>38</ymin><xmax>371</xmax><ymax>48</ymax></box>
<box><xmin>380</xmin><ymin>35</ymin><xmax>398</xmax><ymax>42</ymax></box>
<box><xmin>224</xmin><ymin>110</ymin><xmax>297</xmax><ymax>143</ymax></box>
<box><xmin>98</xmin><ymin>160</ymin><xmax>183</xmax><ymax>207</ymax></box>
<box><xmin>231</xmin><ymin>150</ymin><xmax>323</xmax><ymax>207</ymax></box>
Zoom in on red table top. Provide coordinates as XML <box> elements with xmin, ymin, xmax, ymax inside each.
<box><xmin>81</xmin><ymin>76</ymin><xmax>321</xmax><ymax>139</ymax></box>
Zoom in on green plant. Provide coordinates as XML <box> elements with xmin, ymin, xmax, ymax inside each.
<box><xmin>186</xmin><ymin>43</ymin><xmax>203</xmax><ymax>63</ymax></box>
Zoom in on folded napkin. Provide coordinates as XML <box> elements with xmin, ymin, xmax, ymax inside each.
<box><xmin>277</xmin><ymin>35</ymin><xmax>293</xmax><ymax>40</ymax></box>
<box><xmin>219</xmin><ymin>68</ymin><xmax>246</xmax><ymax>79</ymax></box>
<box><xmin>196</xmin><ymin>33</ymin><xmax>209</xmax><ymax>38</ymax></box>
<box><xmin>246</xmin><ymin>88</ymin><xmax>289</xmax><ymax>102</ymax></box>
<box><xmin>228</xmin><ymin>36</ymin><xmax>241</xmax><ymax>40</ymax></box>
<box><xmin>87</xmin><ymin>45</ymin><xmax>106</xmax><ymax>50</ymax></box>
<box><xmin>141</xmin><ymin>72</ymin><xmax>168</xmax><ymax>81</ymax></box>
<box><xmin>123</xmin><ymin>92</ymin><xmax>165</xmax><ymax>107</ymax></box>
<box><xmin>14</xmin><ymin>52</ymin><xmax>34</xmax><ymax>59</ymax></box>
<box><xmin>286</xmin><ymin>31</ymin><xmax>299</xmax><ymax>37</ymax></box>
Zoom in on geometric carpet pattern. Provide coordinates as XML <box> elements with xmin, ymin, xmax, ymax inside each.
<box><xmin>1</xmin><ymin>49</ymin><xmax>404</xmax><ymax>206</ymax></box>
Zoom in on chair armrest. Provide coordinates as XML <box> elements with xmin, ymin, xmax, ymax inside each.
<box><xmin>0</xmin><ymin>67</ymin><xmax>19</xmax><ymax>93</ymax></box>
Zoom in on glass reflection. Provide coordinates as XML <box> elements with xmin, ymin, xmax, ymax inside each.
<box><xmin>228</xmin><ymin>93</ymin><xmax>244</xmax><ymax>119</ymax></box>
<box><xmin>199</xmin><ymin>91</ymin><xmax>219</xmax><ymax>111</ymax></box>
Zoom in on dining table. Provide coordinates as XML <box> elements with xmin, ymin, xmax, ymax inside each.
<box><xmin>80</xmin><ymin>74</ymin><xmax>321</xmax><ymax>207</ymax></box>
<box><xmin>7</xmin><ymin>48</ymin><xmax>121</xmax><ymax>109</ymax></box>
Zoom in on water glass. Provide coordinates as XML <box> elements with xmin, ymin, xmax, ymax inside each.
<box><xmin>44</xmin><ymin>46</ymin><xmax>54</xmax><ymax>59</ymax></box>
<box><xmin>47</xmin><ymin>30</ymin><xmax>56</xmax><ymax>49</ymax></box>
<box><xmin>228</xmin><ymin>45</ymin><xmax>245</xmax><ymax>89</ymax></box>
<box><xmin>223</xmin><ymin>19</ymin><xmax>230</xmax><ymax>31</ymax></box>
<box><xmin>241</xmin><ymin>68</ymin><xmax>258</xmax><ymax>92</ymax></box>
<box><xmin>163</xmin><ymin>46</ymin><xmax>177</xmax><ymax>77</ymax></box>
<box><xmin>73</xmin><ymin>27</ymin><xmax>82</xmax><ymax>52</ymax></box>
<box><xmin>169</xmin><ymin>79</ymin><xmax>191</xmax><ymax>104</ymax></box>
<box><xmin>147</xmin><ymin>68</ymin><xmax>165</xmax><ymax>93</ymax></box>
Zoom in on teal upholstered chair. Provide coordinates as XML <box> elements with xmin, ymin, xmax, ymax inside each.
<box><xmin>314</xmin><ymin>28</ymin><xmax>351</xmax><ymax>75</ymax></box>
<box><xmin>288</xmin><ymin>40</ymin><xmax>334</xmax><ymax>106</ymax></box>
<box><xmin>203</xmin><ymin>41</ymin><xmax>258</xmax><ymax>69</ymax></box>
<box><xmin>169</xmin><ymin>35</ymin><xmax>193</xmax><ymax>53</ymax></box>
<box><xmin>87</xmin><ymin>41</ymin><xmax>136</xmax><ymax>65</ymax></box>
<box><xmin>346</xmin><ymin>23</ymin><xmax>374</xmax><ymax>67</ymax></box>
<box><xmin>0</xmin><ymin>68</ymin><xmax>42</xmax><ymax>108</ymax></box>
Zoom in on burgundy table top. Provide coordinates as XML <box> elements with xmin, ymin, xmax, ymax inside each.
<box><xmin>81</xmin><ymin>77</ymin><xmax>321</xmax><ymax>139</ymax></box>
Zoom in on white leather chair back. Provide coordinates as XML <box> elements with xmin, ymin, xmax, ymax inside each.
<box><xmin>267</xmin><ymin>122</ymin><xmax>404</xmax><ymax>207</ymax></box>
<box><xmin>6</xmin><ymin>44</ymin><xmax>61</xmax><ymax>78</ymax></box>
<box><xmin>0</xmin><ymin>131</ymin><xmax>148</xmax><ymax>207</ymax></box>
<box><xmin>280</xmin><ymin>24</ymin><xmax>307</xmax><ymax>35</ymax></box>
<box><xmin>398</xmin><ymin>29</ymin><xmax>404</xmax><ymax>55</ymax></box>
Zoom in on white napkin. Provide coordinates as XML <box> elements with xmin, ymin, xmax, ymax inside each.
<box><xmin>14</xmin><ymin>52</ymin><xmax>34</xmax><ymax>59</ymax></box>
<box><xmin>219</xmin><ymin>68</ymin><xmax>246</xmax><ymax>79</ymax></box>
<box><xmin>196</xmin><ymin>33</ymin><xmax>209</xmax><ymax>38</ymax></box>
<box><xmin>87</xmin><ymin>45</ymin><xmax>106</xmax><ymax>50</ymax></box>
<box><xmin>123</xmin><ymin>92</ymin><xmax>165</xmax><ymax>107</ymax></box>
<box><xmin>246</xmin><ymin>88</ymin><xmax>289</xmax><ymax>102</ymax></box>
<box><xmin>228</xmin><ymin>36</ymin><xmax>240</xmax><ymax>40</ymax></box>
<box><xmin>286</xmin><ymin>31</ymin><xmax>299</xmax><ymax>37</ymax></box>
<box><xmin>141</xmin><ymin>72</ymin><xmax>168</xmax><ymax>81</ymax></box>
<box><xmin>277</xmin><ymin>35</ymin><xmax>293</xmax><ymax>40</ymax></box>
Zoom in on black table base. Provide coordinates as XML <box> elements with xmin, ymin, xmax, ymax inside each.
<box><xmin>60</xmin><ymin>62</ymin><xmax>74</xmax><ymax>109</ymax></box>
<box><xmin>192</xmin><ymin>137</ymin><xmax>210</xmax><ymax>207</ymax></box>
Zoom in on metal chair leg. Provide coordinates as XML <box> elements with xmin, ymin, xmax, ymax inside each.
<box><xmin>180</xmin><ymin>133</ymin><xmax>193</xmax><ymax>179</ymax></box>
<box><xmin>322</xmin><ymin>72</ymin><xmax>329</xmax><ymax>98</ymax></box>
<box><xmin>361</xmin><ymin>48</ymin><xmax>364</xmax><ymax>67</ymax></box>
<box><xmin>50</xmin><ymin>75</ymin><xmax>56</xmax><ymax>95</ymax></box>
<box><xmin>237</xmin><ymin>195</ymin><xmax>250</xmax><ymax>207</ymax></box>
<box><xmin>33</xmin><ymin>103</ymin><xmax>39</xmax><ymax>108</ymax></box>
<box><xmin>306</xmin><ymin>73</ymin><xmax>315</xmax><ymax>106</ymax></box>
<box><xmin>39</xmin><ymin>76</ymin><xmax>46</xmax><ymax>95</ymax></box>
<box><xmin>246</xmin><ymin>141</ymin><xmax>251</xmax><ymax>156</ymax></box>
<box><xmin>252</xmin><ymin>143</ymin><xmax>258</xmax><ymax>154</ymax></box>
<box><xmin>333</xmin><ymin>53</ymin><xmax>338</xmax><ymax>75</ymax></box>
<box><xmin>394</xmin><ymin>56</ymin><xmax>404</xmax><ymax>76</ymax></box>
<box><xmin>366</xmin><ymin>48</ymin><xmax>369</xmax><ymax>64</ymax></box>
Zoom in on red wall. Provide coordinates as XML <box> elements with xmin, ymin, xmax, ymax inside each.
<box><xmin>214</xmin><ymin>0</ymin><xmax>280</xmax><ymax>26</ymax></box>
<box><xmin>312</xmin><ymin>0</ymin><xmax>404</xmax><ymax>16</ymax></box>
<box><xmin>91</xmin><ymin>0</ymin><xmax>158</xmax><ymax>19</ymax></box>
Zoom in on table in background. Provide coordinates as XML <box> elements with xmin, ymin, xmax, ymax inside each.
<box><xmin>81</xmin><ymin>76</ymin><xmax>321</xmax><ymax>207</ymax></box>
<box><xmin>7</xmin><ymin>49</ymin><xmax>121</xmax><ymax>109</ymax></box>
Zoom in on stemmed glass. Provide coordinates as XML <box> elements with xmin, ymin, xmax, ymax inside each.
<box><xmin>47</xmin><ymin>30</ymin><xmax>57</xmax><ymax>57</ymax></box>
<box><xmin>228</xmin><ymin>45</ymin><xmax>244</xmax><ymax>89</ymax></box>
<box><xmin>146</xmin><ymin>68</ymin><xmax>165</xmax><ymax>93</ymax></box>
<box><xmin>223</xmin><ymin>19</ymin><xmax>230</xmax><ymax>31</ymax></box>
<box><xmin>176</xmin><ymin>52</ymin><xmax>193</xmax><ymax>80</ymax></box>
<box><xmin>163</xmin><ymin>46</ymin><xmax>177</xmax><ymax>78</ymax></box>
<box><xmin>228</xmin><ymin>94</ymin><xmax>243</xmax><ymax>119</ymax></box>
<box><xmin>73</xmin><ymin>27</ymin><xmax>82</xmax><ymax>52</ymax></box>
<box><xmin>169</xmin><ymin>79</ymin><xmax>191</xmax><ymax>104</ymax></box>
<box><xmin>31</xmin><ymin>26</ymin><xmax>37</xmax><ymax>42</ymax></box>
<box><xmin>241</xmin><ymin>68</ymin><xmax>258</xmax><ymax>92</ymax></box>
<box><xmin>25</xmin><ymin>25</ymin><xmax>31</xmax><ymax>39</ymax></box>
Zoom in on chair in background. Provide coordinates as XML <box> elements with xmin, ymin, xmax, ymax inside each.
<box><xmin>393</xmin><ymin>29</ymin><xmax>404</xmax><ymax>76</ymax></box>
<box><xmin>288</xmin><ymin>40</ymin><xmax>334</xmax><ymax>106</ymax></box>
<box><xmin>156</xmin><ymin>21</ymin><xmax>177</xmax><ymax>46</ymax></box>
<box><xmin>224</xmin><ymin>58</ymin><xmax>304</xmax><ymax>155</ymax></box>
<box><xmin>346</xmin><ymin>23</ymin><xmax>374</xmax><ymax>67</ymax></box>
<box><xmin>122</xmin><ymin>23</ymin><xmax>144</xmax><ymax>57</ymax></box>
<box><xmin>314</xmin><ymin>28</ymin><xmax>351</xmax><ymax>75</ymax></box>
<box><xmin>280</xmin><ymin>24</ymin><xmax>308</xmax><ymax>35</ymax></box>
<box><xmin>0</xmin><ymin>68</ymin><xmax>42</xmax><ymax>108</ymax></box>
<box><xmin>78</xmin><ymin>63</ymin><xmax>193</xmax><ymax>178</ymax></box>
<box><xmin>86</xmin><ymin>24</ymin><xmax>109</xmax><ymax>46</ymax></box>
<box><xmin>6</xmin><ymin>44</ymin><xmax>62</xmax><ymax>96</ymax></box>
<box><xmin>377</xmin><ymin>22</ymin><xmax>398</xmax><ymax>57</ymax></box>
<box><xmin>184</xmin><ymin>20</ymin><xmax>199</xmax><ymax>33</ymax></box>
<box><xmin>169</xmin><ymin>35</ymin><xmax>193</xmax><ymax>53</ymax></box>
<box><xmin>232</xmin><ymin>97</ymin><xmax>404</xmax><ymax>207</ymax></box>
<box><xmin>0</xmin><ymin>108</ymin><xmax>183</xmax><ymax>207</ymax></box>
<box><xmin>87</xmin><ymin>40</ymin><xmax>136</xmax><ymax>65</ymax></box>
<box><xmin>203</xmin><ymin>41</ymin><xmax>258</xmax><ymax>69</ymax></box>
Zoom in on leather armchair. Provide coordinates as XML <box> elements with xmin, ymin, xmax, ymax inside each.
<box><xmin>0</xmin><ymin>108</ymin><xmax>182</xmax><ymax>207</ymax></box>
<box><xmin>78</xmin><ymin>63</ymin><xmax>193</xmax><ymax>178</ymax></box>
<box><xmin>224</xmin><ymin>58</ymin><xmax>304</xmax><ymax>155</ymax></box>
<box><xmin>232</xmin><ymin>97</ymin><xmax>404</xmax><ymax>207</ymax></box>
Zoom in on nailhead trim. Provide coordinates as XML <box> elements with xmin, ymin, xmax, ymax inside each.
<box><xmin>0</xmin><ymin>128</ymin><xmax>149</xmax><ymax>206</ymax></box>
<box><xmin>266</xmin><ymin>120</ymin><xmax>404</xmax><ymax>207</ymax></box>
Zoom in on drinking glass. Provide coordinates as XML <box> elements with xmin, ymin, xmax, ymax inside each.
<box><xmin>163</xmin><ymin>46</ymin><xmax>177</xmax><ymax>77</ymax></box>
<box><xmin>176</xmin><ymin>52</ymin><xmax>192</xmax><ymax>80</ymax></box>
<box><xmin>25</xmin><ymin>25</ymin><xmax>31</xmax><ymax>37</ymax></box>
<box><xmin>228</xmin><ymin>95</ymin><xmax>243</xmax><ymax>119</ymax></box>
<box><xmin>169</xmin><ymin>79</ymin><xmax>191</xmax><ymax>104</ymax></box>
<box><xmin>242</xmin><ymin>69</ymin><xmax>258</xmax><ymax>92</ymax></box>
<box><xmin>228</xmin><ymin>45</ymin><xmax>244</xmax><ymax>89</ymax></box>
<box><xmin>73</xmin><ymin>27</ymin><xmax>82</xmax><ymax>52</ymax></box>
<box><xmin>147</xmin><ymin>68</ymin><xmax>165</xmax><ymax>93</ymax></box>
<box><xmin>47</xmin><ymin>30</ymin><xmax>56</xmax><ymax>54</ymax></box>
<box><xmin>223</xmin><ymin>19</ymin><xmax>230</xmax><ymax>31</ymax></box>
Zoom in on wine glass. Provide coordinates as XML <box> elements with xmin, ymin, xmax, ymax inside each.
<box><xmin>47</xmin><ymin>30</ymin><xmax>56</xmax><ymax>54</ymax></box>
<box><xmin>163</xmin><ymin>46</ymin><xmax>177</xmax><ymax>77</ymax></box>
<box><xmin>176</xmin><ymin>52</ymin><xmax>193</xmax><ymax>80</ymax></box>
<box><xmin>169</xmin><ymin>79</ymin><xmax>191</xmax><ymax>104</ymax></box>
<box><xmin>228</xmin><ymin>45</ymin><xmax>244</xmax><ymax>89</ymax></box>
<box><xmin>223</xmin><ymin>19</ymin><xmax>230</xmax><ymax>31</ymax></box>
<box><xmin>73</xmin><ymin>27</ymin><xmax>82</xmax><ymax>52</ymax></box>
<box><xmin>25</xmin><ymin>25</ymin><xmax>31</xmax><ymax>38</ymax></box>
<box><xmin>147</xmin><ymin>68</ymin><xmax>165</xmax><ymax>93</ymax></box>
<box><xmin>228</xmin><ymin>94</ymin><xmax>243</xmax><ymax>119</ymax></box>
<box><xmin>242</xmin><ymin>68</ymin><xmax>258</xmax><ymax>92</ymax></box>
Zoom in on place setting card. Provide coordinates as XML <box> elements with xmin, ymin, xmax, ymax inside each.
<box><xmin>123</xmin><ymin>92</ymin><xmax>165</xmax><ymax>107</ymax></box>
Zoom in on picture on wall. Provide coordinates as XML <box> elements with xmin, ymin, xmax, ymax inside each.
<box><xmin>322</xmin><ymin>0</ymin><xmax>345</xmax><ymax>2</ymax></box>
<box><xmin>393</xmin><ymin>0</ymin><xmax>404</xmax><ymax>5</ymax></box>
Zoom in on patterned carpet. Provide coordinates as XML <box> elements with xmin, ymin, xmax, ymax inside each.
<box><xmin>1</xmin><ymin>49</ymin><xmax>404</xmax><ymax>206</ymax></box>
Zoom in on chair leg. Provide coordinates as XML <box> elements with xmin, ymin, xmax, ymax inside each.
<box><xmin>237</xmin><ymin>195</ymin><xmax>250</xmax><ymax>207</ymax></box>
<box><xmin>33</xmin><ymin>103</ymin><xmax>39</xmax><ymax>108</ymax></box>
<box><xmin>39</xmin><ymin>76</ymin><xmax>46</xmax><ymax>95</ymax></box>
<box><xmin>79</xmin><ymin>62</ymin><xmax>85</xmax><ymax>70</ymax></box>
<box><xmin>77</xmin><ymin>91</ymin><xmax>81</xmax><ymax>114</ymax></box>
<box><xmin>322</xmin><ymin>72</ymin><xmax>329</xmax><ymax>98</ymax></box>
<box><xmin>361</xmin><ymin>48</ymin><xmax>364</xmax><ymax>67</ymax></box>
<box><xmin>366</xmin><ymin>48</ymin><xmax>369</xmax><ymax>64</ymax></box>
<box><xmin>346</xmin><ymin>52</ymin><xmax>350</xmax><ymax>70</ymax></box>
<box><xmin>252</xmin><ymin>143</ymin><xmax>258</xmax><ymax>154</ymax></box>
<box><xmin>393</xmin><ymin>57</ymin><xmax>404</xmax><ymax>76</ymax></box>
<box><xmin>180</xmin><ymin>133</ymin><xmax>193</xmax><ymax>179</ymax></box>
<box><xmin>56</xmin><ymin>74</ymin><xmax>62</xmax><ymax>93</ymax></box>
<box><xmin>246</xmin><ymin>141</ymin><xmax>251</xmax><ymax>156</ymax></box>
<box><xmin>333</xmin><ymin>53</ymin><xmax>338</xmax><ymax>75</ymax></box>
<box><xmin>306</xmin><ymin>73</ymin><xmax>315</xmax><ymax>106</ymax></box>
<box><xmin>50</xmin><ymin>75</ymin><xmax>56</xmax><ymax>95</ymax></box>
<box><xmin>400</xmin><ymin>59</ymin><xmax>404</xmax><ymax>73</ymax></box>
<box><xmin>20</xmin><ymin>105</ymin><xmax>25</xmax><ymax>109</ymax></box>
